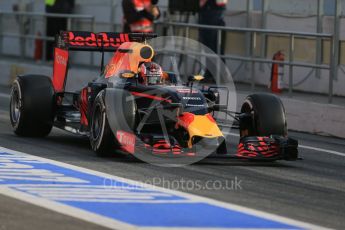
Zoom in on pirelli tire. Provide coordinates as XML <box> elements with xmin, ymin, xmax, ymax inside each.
<box><xmin>89</xmin><ymin>89</ymin><xmax>137</xmax><ymax>157</ymax></box>
<box><xmin>89</xmin><ymin>90</ymin><xmax>116</xmax><ymax>157</ymax></box>
<box><xmin>104</xmin><ymin>88</ymin><xmax>138</xmax><ymax>134</ymax></box>
<box><xmin>10</xmin><ymin>75</ymin><xmax>55</xmax><ymax>137</ymax></box>
<box><xmin>240</xmin><ymin>93</ymin><xmax>287</xmax><ymax>137</ymax></box>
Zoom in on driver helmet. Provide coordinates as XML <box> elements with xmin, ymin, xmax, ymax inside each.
<box><xmin>138</xmin><ymin>62</ymin><xmax>163</xmax><ymax>85</ymax></box>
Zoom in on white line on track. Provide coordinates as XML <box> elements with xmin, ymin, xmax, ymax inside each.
<box><xmin>299</xmin><ymin>145</ymin><xmax>345</xmax><ymax>157</ymax></box>
<box><xmin>0</xmin><ymin>186</ymin><xmax>135</xmax><ymax>230</ymax></box>
<box><xmin>226</xmin><ymin>133</ymin><xmax>345</xmax><ymax>157</ymax></box>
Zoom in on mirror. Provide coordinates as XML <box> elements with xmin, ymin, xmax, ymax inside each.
<box><xmin>119</xmin><ymin>71</ymin><xmax>136</xmax><ymax>79</ymax></box>
<box><xmin>188</xmin><ymin>75</ymin><xmax>205</xmax><ymax>82</ymax></box>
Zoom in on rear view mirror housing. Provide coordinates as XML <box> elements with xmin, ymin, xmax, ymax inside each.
<box><xmin>119</xmin><ymin>71</ymin><xmax>136</xmax><ymax>79</ymax></box>
<box><xmin>188</xmin><ymin>75</ymin><xmax>204</xmax><ymax>82</ymax></box>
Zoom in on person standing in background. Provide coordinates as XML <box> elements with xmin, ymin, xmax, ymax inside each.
<box><xmin>45</xmin><ymin>0</ymin><xmax>75</xmax><ymax>61</ymax></box>
<box><xmin>199</xmin><ymin>0</ymin><xmax>227</xmax><ymax>82</ymax></box>
<box><xmin>199</xmin><ymin>0</ymin><xmax>227</xmax><ymax>52</ymax></box>
<box><xmin>122</xmin><ymin>0</ymin><xmax>160</xmax><ymax>33</ymax></box>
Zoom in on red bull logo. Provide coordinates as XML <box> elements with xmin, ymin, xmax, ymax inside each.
<box><xmin>68</xmin><ymin>32</ymin><xmax>130</xmax><ymax>48</ymax></box>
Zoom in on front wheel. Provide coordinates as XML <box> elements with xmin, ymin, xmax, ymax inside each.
<box><xmin>89</xmin><ymin>91</ymin><xmax>116</xmax><ymax>157</ymax></box>
<box><xmin>240</xmin><ymin>93</ymin><xmax>287</xmax><ymax>137</ymax></box>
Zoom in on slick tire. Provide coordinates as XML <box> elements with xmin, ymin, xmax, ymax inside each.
<box><xmin>89</xmin><ymin>90</ymin><xmax>116</xmax><ymax>157</ymax></box>
<box><xmin>10</xmin><ymin>75</ymin><xmax>55</xmax><ymax>137</ymax></box>
<box><xmin>240</xmin><ymin>93</ymin><xmax>287</xmax><ymax>137</ymax></box>
<box><xmin>104</xmin><ymin>88</ymin><xmax>138</xmax><ymax>133</ymax></box>
<box><xmin>90</xmin><ymin>88</ymin><xmax>137</xmax><ymax>157</ymax></box>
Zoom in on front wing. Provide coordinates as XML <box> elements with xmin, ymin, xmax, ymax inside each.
<box><xmin>114</xmin><ymin>130</ymin><xmax>299</xmax><ymax>161</ymax></box>
<box><xmin>237</xmin><ymin>136</ymin><xmax>299</xmax><ymax>161</ymax></box>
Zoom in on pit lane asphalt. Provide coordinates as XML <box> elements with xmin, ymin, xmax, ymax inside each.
<box><xmin>0</xmin><ymin>89</ymin><xmax>344</xmax><ymax>230</ymax></box>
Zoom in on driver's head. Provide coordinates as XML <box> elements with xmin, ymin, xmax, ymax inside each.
<box><xmin>138</xmin><ymin>62</ymin><xmax>163</xmax><ymax>85</ymax></box>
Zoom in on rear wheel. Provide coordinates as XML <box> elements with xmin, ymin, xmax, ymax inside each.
<box><xmin>240</xmin><ymin>93</ymin><xmax>287</xmax><ymax>137</ymax></box>
<box><xmin>10</xmin><ymin>75</ymin><xmax>55</xmax><ymax>137</ymax></box>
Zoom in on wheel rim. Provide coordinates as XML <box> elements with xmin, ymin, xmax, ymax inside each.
<box><xmin>240</xmin><ymin>101</ymin><xmax>255</xmax><ymax>137</ymax></box>
<box><xmin>10</xmin><ymin>88</ymin><xmax>21</xmax><ymax>124</ymax></box>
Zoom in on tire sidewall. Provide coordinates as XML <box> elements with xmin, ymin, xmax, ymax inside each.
<box><xmin>9</xmin><ymin>75</ymin><xmax>55</xmax><ymax>137</ymax></box>
<box><xmin>241</xmin><ymin>94</ymin><xmax>287</xmax><ymax>137</ymax></box>
<box><xmin>90</xmin><ymin>91</ymin><xmax>107</xmax><ymax>151</ymax></box>
<box><xmin>10</xmin><ymin>80</ymin><xmax>23</xmax><ymax>130</ymax></box>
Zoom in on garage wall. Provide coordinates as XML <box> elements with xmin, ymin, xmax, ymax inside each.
<box><xmin>1</xmin><ymin>0</ymin><xmax>345</xmax><ymax>96</ymax></box>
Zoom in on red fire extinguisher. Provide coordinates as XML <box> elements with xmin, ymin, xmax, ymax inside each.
<box><xmin>270</xmin><ymin>51</ymin><xmax>285</xmax><ymax>94</ymax></box>
<box><xmin>34</xmin><ymin>32</ymin><xmax>43</xmax><ymax>61</ymax></box>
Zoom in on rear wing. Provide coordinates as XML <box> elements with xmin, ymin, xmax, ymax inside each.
<box><xmin>53</xmin><ymin>31</ymin><xmax>157</xmax><ymax>93</ymax></box>
<box><xmin>56</xmin><ymin>31</ymin><xmax>157</xmax><ymax>52</ymax></box>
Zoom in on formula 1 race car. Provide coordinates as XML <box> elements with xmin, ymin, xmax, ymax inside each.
<box><xmin>9</xmin><ymin>31</ymin><xmax>298</xmax><ymax>161</ymax></box>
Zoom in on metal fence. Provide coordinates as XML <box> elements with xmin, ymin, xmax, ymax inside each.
<box><xmin>158</xmin><ymin>21</ymin><xmax>336</xmax><ymax>103</ymax></box>
<box><xmin>0</xmin><ymin>11</ymin><xmax>95</xmax><ymax>61</ymax></box>
<box><xmin>0</xmin><ymin>10</ymin><xmax>340</xmax><ymax>103</ymax></box>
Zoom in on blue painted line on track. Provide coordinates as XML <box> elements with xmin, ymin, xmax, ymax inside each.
<box><xmin>63</xmin><ymin>202</ymin><xmax>296</xmax><ymax>229</ymax></box>
<box><xmin>0</xmin><ymin>149</ymin><xmax>308</xmax><ymax>229</ymax></box>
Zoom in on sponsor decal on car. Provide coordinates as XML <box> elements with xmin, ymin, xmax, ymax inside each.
<box><xmin>55</xmin><ymin>52</ymin><xmax>68</xmax><ymax>66</ymax></box>
<box><xmin>175</xmin><ymin>87</ymin><xmax>199</xmax><ymax>94</ymax></box>
<box><xmin>53</xmin><ymin>48</ymin><xmax>69</xmax><ymax>92</ymax></box>
<box><xmin>116</xmin><ymin>130</ymin><xmax>136</xmax><ymax>154</ymax></box>
<box><xmin>68</xmin><ymin>32</ymin><xmax>130</xmax><ymax>48</ymax></box>
<box><xmin>182</xmin><ymin>96</ymin><xmax>202</xmax><ymax>101</ymax></box>
<box><xmin>185</xmin><ymin>104</ymin><xmax>205</xmax><ymax>107</ymax></box>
